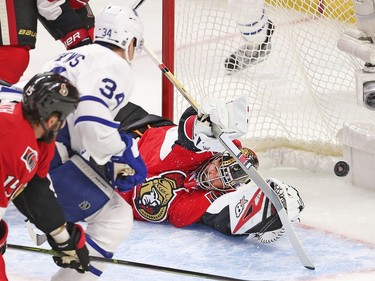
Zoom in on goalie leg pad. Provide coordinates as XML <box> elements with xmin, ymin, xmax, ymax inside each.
<box><xmin>50</xmin><ymin>154</ymin><xmax>114</xmax><ymax>222</ymax></box>
<box><xmin>201</xmin><ymin>184</ymin><xmax>268</xmax><ymax>236</ymax></box>
<box><xmin>202</xmin><ymin>178</ymin><xmax>304</xmax><ymax>244</ymax></box>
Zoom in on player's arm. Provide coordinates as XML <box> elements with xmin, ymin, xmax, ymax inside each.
<box><xmin>176</xmin><ymin>96</ymin><xmax>247</xmax><ymax>152</ymax></box>
<box><xmin>168</xmin><ymin>189</ymin><xmax>213</xmax><ymax>227</ymax></box>
<box><xmin>37</xmin><ymin>0</ymin><xmax>93</xmax><ymax>50</ymax></box>
<box><xmin>116</xmin><ymin>101</ymin><xmax>175</xmax><ymax>138</ymax></box>
<box><xmin>72</xmin><ymin>97</ymin><xmax>147</xmax><ymax>191</ymax></box>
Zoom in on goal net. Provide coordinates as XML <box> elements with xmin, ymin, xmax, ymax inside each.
<box><xmin>163</xmin><ymin>0</ymin><xmax>375</xmax><ymax>169</ymax></box>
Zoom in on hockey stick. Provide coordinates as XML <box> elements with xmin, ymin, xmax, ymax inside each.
<box><xmin>142</xmin><ymin>44</ymin><xmax>315</xmax><ymax>270</ymax></box>
<box><xmin>7</xmin><ymin>244</ymin><xmax>255</xmax><ymax>281</ymax></box>
<box><xmin>131</xmin><ymin>0</ymin><xmax>146</xmax><ymax>11</ymax></box>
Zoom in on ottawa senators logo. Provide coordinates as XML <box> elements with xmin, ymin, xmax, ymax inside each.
<box><xmin>133</xmin><ymin>171</ymin><xmax>186</xmax><ymax>222</ymax></box>
<box><xmin>21</xmin><ymin>146</ymin><xmax>38</xmax><ymax>172</ymax></box>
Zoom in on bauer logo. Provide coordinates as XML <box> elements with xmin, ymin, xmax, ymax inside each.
<box><xmin>21</xmin><ymin>146</ymin><xmax>38</xmax><ymax>172</ymax></box>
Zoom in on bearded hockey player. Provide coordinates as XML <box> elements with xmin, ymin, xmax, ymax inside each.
<box><xmin>0</xmin><ymin>72</ymin><xmax>90</xmax><ymax>280</ymax></box>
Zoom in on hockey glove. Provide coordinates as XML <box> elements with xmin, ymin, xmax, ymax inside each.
<box><xmin>69</xmin><ymin>0</ymin><xmax>89</xmax><ymax>9</ymax></box>
<box><xmin>61</xmin><ymin>28</ymin><xmax>92</xmax><ymax>50</ymax></box>
<box><xmin>199</xmin><ymin>95</ymin><xmax>248</xmax><ymax>134</ymax></box>
<box><xmin>110</xmin><ymin>132</ymin><xmax>147</xmax><ymax>192</ymax></box>
<box><xmin>47</xmin><ymin>223</ymin><xmax>90</xmax><ymax>273</ymax></box>
<box><xmin>0</xmin><ymin>220</ymin><xmax>8</xmax><ymax>255</ymax></box>
<box><xmin>193</xmin><ymin>114</ymin><xmax>243</xmax><ymax>152</ymax></box>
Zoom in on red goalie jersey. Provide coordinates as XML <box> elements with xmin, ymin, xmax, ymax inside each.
<box><xmin>117</xmin><ymin>103</ymin><xmax>304</xmax><ymax>242</ymax></box>
<box><xmin>117</xmin><ymin>104</ymin><xmax>254</xmax><ymax>229</ymax></box>
<box><xmin>120</xmin><ymin>124</ymin><xmax>220</xmax><ymax>227</ymax></box>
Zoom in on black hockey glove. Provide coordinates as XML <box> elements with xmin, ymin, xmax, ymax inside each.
<box><xmin>47</xmin><ymin>223</ymin><xmax>91</xmax><ymax>273</ymax></box>
<box><xmin>0</xmin><ymin>220</ymin><xmax>8</xmax><ymax>255</ymax></box>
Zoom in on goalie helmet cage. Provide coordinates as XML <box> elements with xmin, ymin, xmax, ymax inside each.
<box><xmin>161</xmin><ymin>0</ymin><xmax>375</xmax><ymax>170</ymax></box>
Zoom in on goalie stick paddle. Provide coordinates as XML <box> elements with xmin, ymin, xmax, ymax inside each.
<box><xmin>142</xmin><ymin>44</ymin><xmax>315</xmax><ymax>270</ymax></box>
<box><xmin>7</xmin><ymin>244</ymin><xmax>255</xmax><ymax>281</ymax></box>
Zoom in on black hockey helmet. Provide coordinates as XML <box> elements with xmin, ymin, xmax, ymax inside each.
<box><xmin>196</xmin><ymin>147</ymin><xmax>259</xmax><ymax>191</ymax></box>
<box><xmin>22</xmin><ymin>72</ymin><xmax>79</xmax><ymax>122</ymax></box>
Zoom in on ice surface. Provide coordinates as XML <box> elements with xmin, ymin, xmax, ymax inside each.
<box><xmin>4</xmin><ymin>1</ymin><xmax>375</xmax><ymax>280</ymax></box>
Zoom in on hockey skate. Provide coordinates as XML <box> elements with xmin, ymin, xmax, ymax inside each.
<box><xmin>224</xmin><ymin>20</ymin><xmax>275</xmax><ymax>73</ymax></box>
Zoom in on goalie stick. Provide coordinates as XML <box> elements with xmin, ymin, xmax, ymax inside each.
<box><xmin>131</xmin><ymin>0</ymin><xmax>146</xmax><ymax>11</ymax></box>
<box><xmin>7</xmin><ymin>244</ymin><xmax>256</xmax><ymax>281</ymax></box>
<box><xmin>142</xmin><ymin>44</ymin><xmax>315</xmax><ymax>270</ymax></box>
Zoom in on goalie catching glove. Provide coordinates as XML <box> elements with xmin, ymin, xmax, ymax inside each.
<box><xmin>47</xmin><ymin>223</ymin><xmax>91</xmax><ymax>273</ymax></box>
<box><xmin>110</xmin><ymin>132</ymin><xmax>147</xmax><ymax>191</ymax></box>
<box><xmin>194</xmin><ymin>95</ymin><xmax>248</xmax><ymax>152</ymax></box>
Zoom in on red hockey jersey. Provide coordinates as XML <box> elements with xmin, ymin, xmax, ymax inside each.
<box><xmin>0</xmin><ymin>103</ymin><xmax>55</xmax><ymax>209</ymax></box>
<box><xmin>121</xmin><ymin>125</ymin><xmax>226</xmax><ymax>227</ymax></box>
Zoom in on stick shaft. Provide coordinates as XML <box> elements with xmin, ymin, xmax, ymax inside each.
<box><xmin>7</xmin><ymin>244</ymin><xmax>251</xmax><ymax>281</ymax></box>
<box><xmin>131</xmin><ymin>0</ymin><xmax>146</xmax><ymax>11</ymax></box>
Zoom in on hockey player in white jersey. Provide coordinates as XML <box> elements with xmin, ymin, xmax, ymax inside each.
<box><xmin>225</xmin><ymin>0</ymin><xmax>275</xmax><ymax>72</ymax></box>
<box><xmin>34</xmin><ymin>4</ymin><xmax>147</xmax><ymax>280</ymax></box>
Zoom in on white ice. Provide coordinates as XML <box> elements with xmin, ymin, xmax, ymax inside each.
<box><xmin>3</xmin><ymin>1</ymin><xmax>375</xmax><ymax>280</ymax></box>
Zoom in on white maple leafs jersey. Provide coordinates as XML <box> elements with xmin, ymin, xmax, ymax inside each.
<box><xmin>41</xmin><ymin>43</ymin><xmax>134</xmax><ymax>164</ymax></box>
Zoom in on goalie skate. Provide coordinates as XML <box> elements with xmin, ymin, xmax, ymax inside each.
<box><xmin>224</xmin><ymin>20</ymin><xmax>275</xmax><ymax>73</ymax></box>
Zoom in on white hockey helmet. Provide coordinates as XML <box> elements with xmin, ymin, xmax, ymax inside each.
<box><xmin>94</xmin><ymin>4</ymin><xmax>144</xmax><ymax>61</ymax></box>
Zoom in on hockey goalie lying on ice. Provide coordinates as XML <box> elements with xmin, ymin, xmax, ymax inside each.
<box><xmin>47</xmin><ymin>95</ymin><xmax>305</xmax><ymax>246</ymax></box>
<box><xmin>114</xmin><ymin>99</ymin><xmax>305</xmax><ymax>245</ymax></box>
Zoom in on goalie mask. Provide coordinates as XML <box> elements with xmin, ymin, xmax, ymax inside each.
<box><xmin>196</xmin><ymin>147</ymin><xmax>259</xmax><ymax>191</ymax></box>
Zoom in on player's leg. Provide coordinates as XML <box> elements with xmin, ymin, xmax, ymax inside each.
<box><xmin>225</xmin><ymin>0</ymin><xmax>274</xmax><ymax>72</ymax></box>
<box><xmin>50</xmin><ymin>192</ymin><xmax>133</xmax><ymax>281</ymax></box>
<box><xmin>200</xmin><ymin>178</ymin><xmax>304</xmax><ymax>244</ymax></box>
<box><xmin>0</xmin><ymin>0</ymin><xmax>38</xmax><ymax>84</ymax></box>
<box><xmin>49</xmin><ymin>154</ymin><xmax>133</xmax><ymax>280</ymax></box>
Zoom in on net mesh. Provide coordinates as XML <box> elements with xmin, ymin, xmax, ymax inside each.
<box><xmin>172</xmin><ymin>0</ymin><xmax>375</xmax><ymax>156</ymax></box>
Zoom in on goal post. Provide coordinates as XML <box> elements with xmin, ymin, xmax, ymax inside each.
<box><xmin>162</xmin><ymin>0</ymin><xmax>175</xmax><ymax>120</ymax></box>
<box><xmin>161</xmin><ymin>0</ymin><xmax>375</xmax><ymax>171</ymax></box>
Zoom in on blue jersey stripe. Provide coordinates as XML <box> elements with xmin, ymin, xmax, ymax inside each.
<box><xmin>50</xmin><ymin>66</ymin><xmax>67</xmax><ymax>74</ymax></box>
<box><xmin>80</xmin><ymin>96</ymin><xmax>109</xmax><ymax>108</ymax></box>
<box><xmin>0</xmin><ymin>86</ymin><xmax>22</xmax><ymax>94</ymax></box>
<box><xmin>74</xmin><ymin>116</ymin><xmax>120</xmax><ymax>128</ymax></box>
